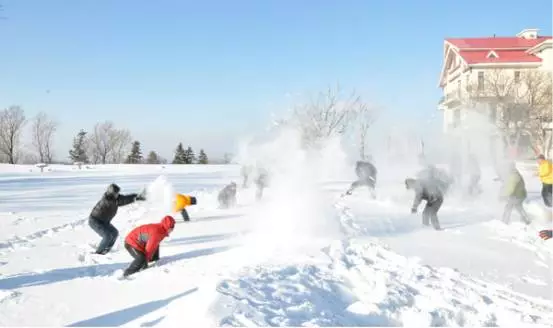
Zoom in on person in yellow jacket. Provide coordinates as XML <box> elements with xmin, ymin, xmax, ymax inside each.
<box><xmin>537</xmin><ymin>155</ymin><xmax>552</xmax><ymax>208</ymax></box>
<box><xmin>174</xmin><ymin>193</ymin><xmax>197</xmax><ymax>222</ymax></box>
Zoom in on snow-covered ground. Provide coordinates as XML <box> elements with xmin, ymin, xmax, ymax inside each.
<box><xmin>0</xmin><ymin>162</ymin><xmax>551</xmax><ymax>327</ymax></box>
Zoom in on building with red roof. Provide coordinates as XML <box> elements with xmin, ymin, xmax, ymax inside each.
<box><xmin>438</xmin><ymin>28</ymin><xmax>551</xmax><ymax>137</ymax></box>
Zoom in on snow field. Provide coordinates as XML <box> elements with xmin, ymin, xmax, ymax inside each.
<box><xmin>0</xmin><ymin>156</ymin><xmax>551</xmax><ymax>326</ymax></box>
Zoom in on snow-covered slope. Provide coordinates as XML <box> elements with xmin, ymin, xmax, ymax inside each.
<box><xmin>0</xmin><ymin>163</ymin><xmax>551</xmax><ymax>326</ymax></box>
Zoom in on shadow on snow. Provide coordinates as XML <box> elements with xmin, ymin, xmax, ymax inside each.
<box><xmin>0</xmin><ymin>246</ymin><xmax>234</xmax><ymax>290</ymax></box>
<box><xmin>67</xmin><ymin>287</ymin><xmax>198</xmax><ymax>327</ymax></box>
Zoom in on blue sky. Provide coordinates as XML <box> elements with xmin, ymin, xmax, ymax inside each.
<box><xmin>0</xmin><ymin>0</ymin><xmax>551</xmax><ymax>160</ymax></box>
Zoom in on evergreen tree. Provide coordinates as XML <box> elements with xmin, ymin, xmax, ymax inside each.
<box><xmin>172</xmin><ymin>143</ymin><xmax>187</xmax><ymax>164</ymax></box>
<box><xmin>183</xmin><ymin>146</ymin><xmax>196</xmax><ymax>164</ymax></box>
<box><xmin>69</xmin><ymin>130</ymin><xmax>89</xmax><ymax>163</ymax></box>
<box><xmin>198</xmin><ymin>149</ymin><xmax>208</xmax><ymax>164</ymax></box>
<box><xmin>146</xmin><ymin>150</ymin><xmax>160</xmax><ymax>164</ymax></box>
<box><xmin>125</xmin><ymin>141</ymin><xmax>143</xmax><ymax>164</ymax></box>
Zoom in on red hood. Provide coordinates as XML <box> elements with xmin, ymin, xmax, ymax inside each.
<box><xmin>160</xmin><ymin>215</ymin><xmax>175</xmax><ymax>235</ymax></box>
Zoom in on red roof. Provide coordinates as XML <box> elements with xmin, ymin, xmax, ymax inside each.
<box><xmin>445</xmin><ymin>36</ymin><xmax>551</xmax><ymax>65</ymax></box>
<box><xmin>459</xmin><ymin>50</ymin><xmax>543</xmax><ymax>64</ymax></box>
<box><xmin>446</xmin><ymin>36</ymin><xmax>551</xmax><ymax>49</ymax></box>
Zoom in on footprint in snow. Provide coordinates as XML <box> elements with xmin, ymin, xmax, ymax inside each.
<box><xmin>0</xmin><ymin>290</ymin><xmax>22</xmax><ymax>304</ymax></box>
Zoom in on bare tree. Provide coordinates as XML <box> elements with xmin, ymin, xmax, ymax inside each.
<box><xmin>276</xmin><ymin>84</ymin><xmax>369</xmax><ymax>148</ymax></box>
<box><xmin>0</xmin><ymin>106</ymin><xmax>26</xmax><ymax>164</ymax></box>
<box><xmin>31</xmin><ymin>112</ymin><xmax>58</xmax><ymax>163</ymax></box>
<box><xmin>355</xmin><ymin>103</ymin><xmax>378</xmax><ymax>160</ymax></box>
<box><xmin>109</xmin><ymin>128</ymin><xmax>131</xmax><ymax>163</ymax></box>
<box><xmin>465</xmin><ymin>69</ymin><xmax>552</xmax><ymax>157</ymax></box>
<box><xmin>89</xmin><ymin>121</ymin><xmax>133</xmax><ymax>164</ymax></box>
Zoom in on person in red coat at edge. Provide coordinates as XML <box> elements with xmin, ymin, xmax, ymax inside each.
<box><xmin>539</xmin><ymin>229</ymin><xmax>552</xmax><ymax>241</ymax></box>
<box><xmin>123</xmin><ymin>215</ymin><xmax>176</xmax><ymax>277</ymax></box>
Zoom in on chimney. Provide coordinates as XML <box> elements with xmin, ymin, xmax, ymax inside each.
<box><xmin>516</xmin><ymin>28</ymin><xmax>539</xmax><ymax>39</ymax></box>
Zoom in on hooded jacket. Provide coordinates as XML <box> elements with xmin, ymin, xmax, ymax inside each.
<box><xmin>174</xmin><ymin>194</ymin><xmax>197</xmax><ymax>212</ymax></box>
<box><xmin>125</xmin><ymin>216</ymin><xmax>176</xmax><ymax>261</ymax></box>
<box><xmin>90</xmin><ymin>184</ymin><xmax>137</xmax><ymax>223</ymax></box>
<box><xmin>410</xmin><ymin>179</ymin><xmax>443</xmax><ymax>210</ymax></box>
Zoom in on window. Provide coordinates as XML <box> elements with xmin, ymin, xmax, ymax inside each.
<box><xmin>478</xmin><ymin>72</ymin><xmax>484</xmax><ymax>91</ymax></box>
<box><xmin>514</xmin><ymin>71</ymin><xmax>520</xmax><ymax>83</ymax></box>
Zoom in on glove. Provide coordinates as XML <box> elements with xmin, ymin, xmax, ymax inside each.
<box><xmin>411</xmin><ymin>208</ymin><xmax>417</xmax><ymax>214</ymax></box>
<box><xmin>135</xmin><ymin>189</ymin><xmax>147</xmax><ymax>201</ymax></box>
<box><xmin>539</xmin><ymin>230</ymin><xmax>552</xmax><ymax>240</ymax></box>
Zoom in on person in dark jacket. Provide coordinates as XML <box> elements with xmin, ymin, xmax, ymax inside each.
<box><xmin>345</xmin><ymin>161</ymin><xmax>377</xmax><ymax>198</ymax></box>
<box><xmin>416</xmin><ymin>164</ymin><xmax>452</xmax><ymax>195</ymax></box>
<box><xmin>123</xmin><ymin>215</ymin><xmax>176</xmax><ymax>277</ymax></box>
<box><xmin>501</xmin><ymin>164</ymin><xmax>531</xmax><ymax>225</ymax></box>
<box><xmin>88</xmin><ymin>183</ymin><xmax>146</xmax><ymax>255</ymax></box>
<box><xmin>218</xmin><ymin>182</ymin><xmax>237</xmax><ymax>209</ymax></box>
<box><xmin>405</xmin><ymin>178</ymin><xmax>443</xmax><ymax>230</ymax></box>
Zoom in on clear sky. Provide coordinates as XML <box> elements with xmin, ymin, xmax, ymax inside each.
<box><xmin>0</xmin><ymin>0</ymin><xmax>551</xmax><ymax>161</ymax></box>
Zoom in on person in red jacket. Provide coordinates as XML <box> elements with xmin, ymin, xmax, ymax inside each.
<box><xmin>123</xmin><ymin>215</ymin><xmax>176</xmax><ymax>277</ymax></box>
<box><xmin>539</xmin><ymin>229</ymin><xmax>552</xmax><ymax>240</ymax></box>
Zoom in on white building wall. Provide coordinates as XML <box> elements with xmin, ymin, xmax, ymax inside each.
<box><xmin>537</xmin><ymin>47</ymin><xmax>553</xmax><ymax>70</ymax></box>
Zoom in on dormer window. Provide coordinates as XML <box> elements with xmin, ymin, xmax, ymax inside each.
<box><xmin>516</xmin><ymin>28</ymin><xmax>539</xmax><ymax>40</ymax></box>
<box><xmin>487</xmin><ymin>51</ymin><xmax>499</xmax><ymax>59</ymax></box>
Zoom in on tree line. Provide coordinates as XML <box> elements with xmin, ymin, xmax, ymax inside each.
<box><xmin>0</xmin><ymin>107</ymin><xmax>214</xmax><ymax>165</ymax></box>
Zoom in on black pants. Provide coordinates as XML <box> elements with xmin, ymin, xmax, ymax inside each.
<box><xmin>423</xmin><ymin>197</ymin><xmax>443</xmax><ymax>230</ymax></box>
<box><xmin>123</xmin><ymin>243</ymin><xmax>159</xmax><ymax>277</ymax></box>
<box><xmin>502</xmin><ymin>197</ymin><xmax>530</xmax><ymax>224</ymax></box>
<box><xmin>88</xmin><ymin>218</ymin><xmax>118</xmax><ymax>254</ymax></box>
<box><xmin>181</xmin><ymin>209</ymin><xmax>190</xmax><ymax>222</ymax></box>
<box><xmin>542</xmin><ymin>184</ymin><xmax>552</xmax><ymax>208</ymax></box>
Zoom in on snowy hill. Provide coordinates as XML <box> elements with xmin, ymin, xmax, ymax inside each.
<box><xmin>0</xmin><ymin>163</ymin><xmax>551</xmax><ymax>326</ymax></box>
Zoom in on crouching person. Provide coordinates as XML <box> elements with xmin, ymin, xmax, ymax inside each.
<box><xmin>345</xmin><ymin>160</ymin><xmax>377</xmax><ymax>198</ymax></box>
<box><xmin>218</xmin><ymin>182</ymin><xmax>237</xmax><ymax>209</ymax></box>
<box><xmin>89</xmin><ymin>183</ymin><xmax>146</xmax><ymax>255</ymax></box>
<box><xmin>123</xmin><ymin>215</ymin><xmax>176</xmax><ymax>277</ymax></box>
<box><xmin>405</xmin><ymin>178</ymin><xmax>443</xmax><ymax>230</ymax></box>
<box><xmin>174</xmin><ymin>193</ymin><xmax>197</xmax><ymax>222</ymax></box>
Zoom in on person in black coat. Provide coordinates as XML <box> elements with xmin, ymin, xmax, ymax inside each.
<box><xmin>405</xmin><ymin>178</ymin><xmax>443</xmax><ymax>230</ymax></box>
<box><xmin>218</xmin><ymin>182</ymin><xmax>237</xmax><ymax>209</ymax></box>
<box><xmin>345</xmin><ymin>161</ymin><xmax>377</xmax><ymax>198</ymax></box>
<box><xmin>88</xmin><ymin>183</ymin><xmax>146</xmax><ymax>254</ymax></box>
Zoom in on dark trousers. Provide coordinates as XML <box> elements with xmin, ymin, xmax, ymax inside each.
<box><xmin>89</xmin><ymin>218</ymin><xmax>118</xmax><ymax>254</ymax></box>
<box><xmin>542</xmin><ymin>184</ymin><xmax>552</xmax><ymax>208</ymax></box>
<box><xmin>123</xmin><ymin>243</ymin><xmax>159</xmax><ymax>277</ymax></box>
<box><xmin>502</xmin><ymin>197</ymin><xmax>530</xmax><ymax>224</ymax></box>
<box><xmin>423</xmin><ymin>197</ymin><xmax>443</xmax><ymax>230</ymax></box>
<box><xmin>181</xmin><ymin>209</ymin><xmax>190</xmax><ymax>222</ymax></box>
